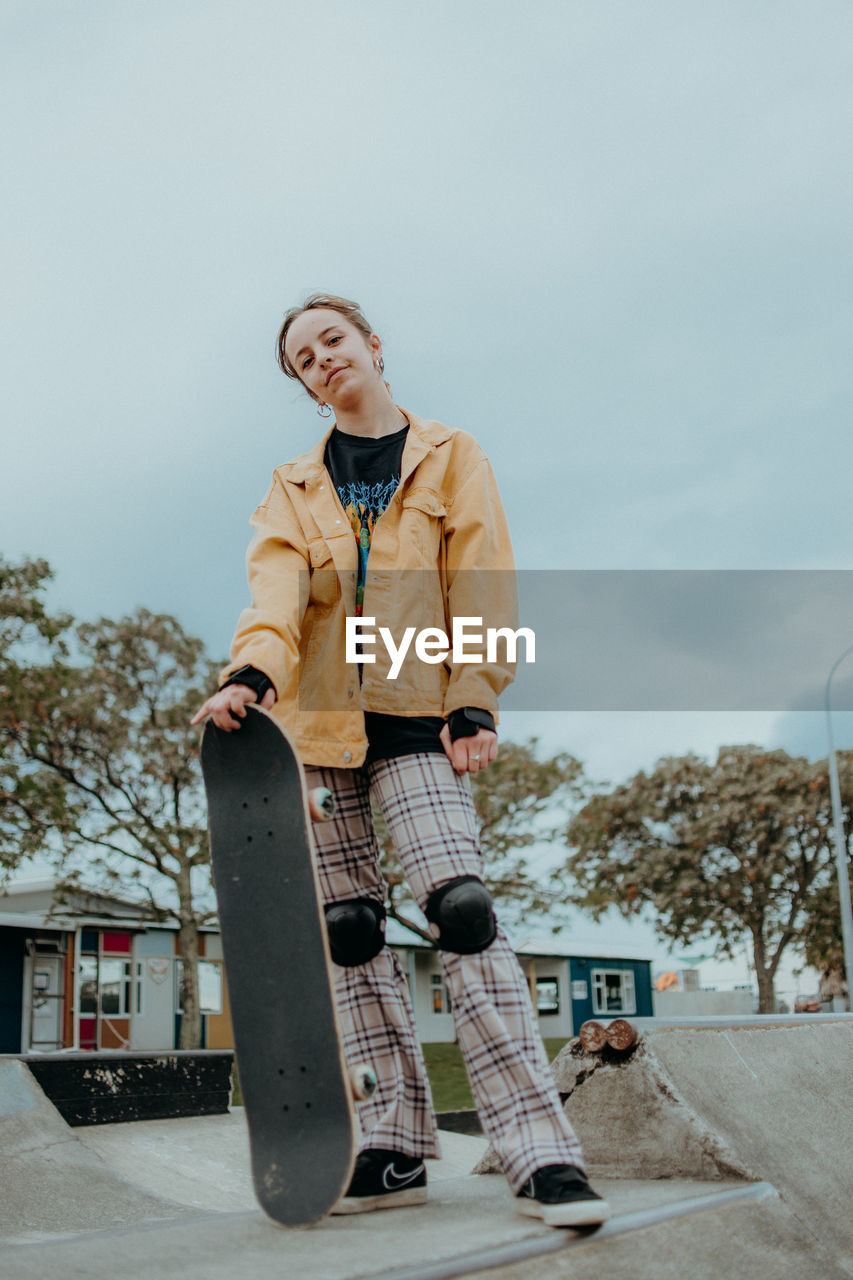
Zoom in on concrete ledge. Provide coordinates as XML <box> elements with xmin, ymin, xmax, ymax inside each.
<box><xmin>551</xmin><ymin>1020</ymin><xmax>853</xmax><ymax>1260</ymax></box>
<box><xmin>0</xmin><ymin>1058</ymin><xmax>191</xmax><ymax>1240</ymax></box>
<box><xmin>622</xmin><ymin>1013</ymin><xmax>853</xmax><ymax>1030</ymax></box>
<box><xmin>436</xmin><ymin>1110</ymin><xmax>483</xmax><ymax>1136</ymax></box>
<box><xmin>19</xmin><ymin>1051</ymin><xmax>233</xmax><ymax>1125</ymax></box>
<box><xmin>7</xmin><ymin>1171</ymin><xmax>832</xmax><ymax>1280</ymax></box>
<box><xmin>366</xmin><ymin>1183</ymin><xmax>781</xmax><ymax>1280</ymax></box>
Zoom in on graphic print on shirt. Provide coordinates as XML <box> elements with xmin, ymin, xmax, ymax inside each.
<box><xmin>336</xmin><ymin>477</ymin><xmax>399</xmax><ymax>614</ymax></box>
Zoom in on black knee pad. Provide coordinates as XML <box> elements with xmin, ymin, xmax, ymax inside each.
<box><xmin>324</xmin><ymin>898</ymin><xmax>386</xmax><ymax>967</ymax></box>
<box><xmin>424</xmin><ymin>876</ymin><xmax>497</xmax><ymax>954</ymax></box>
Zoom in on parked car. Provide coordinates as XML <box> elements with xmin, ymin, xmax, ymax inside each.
<box><xmin>793</xmin><ymin>993</ymin><xmax>821</xmax><ymax>1013</ymax></box>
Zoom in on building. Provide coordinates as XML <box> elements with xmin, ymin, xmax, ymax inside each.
<box><xmin>0</xmin><ymin>879</ymin><xmax>231</xmax><ymax>1054</ymax></box>
<box><xmin>653</xmin><ymin>967</ymin><xmax>754</xmax><ymax>1017</ymax></box>
<box><xmin>0</xmin><ymin>879</ymin><xmax>654</xmax><ymax>1053</ymax></box>
<box><xmin>388</xmin><ymin>922</ymin><xmax>654</xmax><ymax>1042</ymax></box>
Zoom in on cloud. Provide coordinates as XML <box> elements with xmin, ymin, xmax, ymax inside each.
<box><xmin>3</xmin><ymin>0</ymin><xmax>853</xmax><ymax>766</ymax></box>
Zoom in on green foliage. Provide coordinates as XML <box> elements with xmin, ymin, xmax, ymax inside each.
<box><xmin>801</xmin><ymin>878</ymin><xmax>847</xmax><ymax>974</ymax></box>
<box><xmin>376</xmin><ymin>739</ymin><xmax>586</xmax><ymax>940</ymax></box>
<box><xmin>560</xmin><ymin>744</ymin><xmax>853</xmax><ymax>1010</ymax></box>
<box><xmin>0</xmin><ymin>557</ymin><xmax>224</xmax><ymax>1047</ymax></box>
<box><xmin>0</xmin><ymin>603</ymin><xmax>219</xmax><ymax>889</ymax></box>
<box><xmin>0</xmin><ymin>555</ymin><xmax>71</xmax><ymax>653</ymax></box>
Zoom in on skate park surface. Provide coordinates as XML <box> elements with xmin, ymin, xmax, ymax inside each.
<box><xmin>3</xmin><ymin>1016</ymin><xmax>851</xmax><ymax>1280</ymax></box>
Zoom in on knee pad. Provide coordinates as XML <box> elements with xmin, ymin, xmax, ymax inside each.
<box><xmin>324</xmin><ymin>898</ymin><xmax>386</xmax><ymax>967</ymax></box>
<box><xmin>424</xmin><ymin>876</ymin><xmax>497</xmax><ymax>955</ymax></box>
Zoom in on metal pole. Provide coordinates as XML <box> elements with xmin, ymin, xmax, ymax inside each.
<box><xmin>824</xmin><ymin>646</ymin><xmax>853</xmax><ymax>1008</ymax></box>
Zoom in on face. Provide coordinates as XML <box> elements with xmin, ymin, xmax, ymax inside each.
<box><xmin>284</xmin><ymin>308</ymin><xmax>382</xmax><ymax>407</ymax></box>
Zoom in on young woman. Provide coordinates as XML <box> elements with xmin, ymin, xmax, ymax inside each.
<box><xmin>193</xmin><ymin>294</ymin><xmax>610</xmax><ymax>1228</ymax></box>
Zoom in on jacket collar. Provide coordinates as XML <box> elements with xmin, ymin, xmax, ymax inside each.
<box><xmin>283</xmin><ymin>409</ymin><xmax>452</xmax><ymax>485</ymax></box>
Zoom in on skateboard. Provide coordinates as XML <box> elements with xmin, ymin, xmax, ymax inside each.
<box><xmin>201</xmin><ymin>705</ymin><xmax>375</xmax><ymax>1227</ymax></box>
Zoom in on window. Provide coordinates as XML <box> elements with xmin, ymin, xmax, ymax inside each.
<box><xmin>430</xmin><ymin>972</ymin><xmax>451</xmax><ymax>1015</ymax></box>
<box><xmin>99</xmin><ymin>958</ymin><xmax>132</xmax><ymax>1016</ymax></box>
<box><xmin>592</xmin><ymin>969</ymin><xmax>636</xmax><ymax>1016</ymax></box>
<box><xmin>535</xmin><ymin>977</ymin><xmax>560</xmax><ymax>1016</ymax></box>
<box><xmin>199</xmin><ymin>962</ymin><xmax>222</xmax><ymax>1014</ymax></box>
<box><xmin>78</xmin><ymin>957</ymin><xmax>140</xmax><ymax>1016</ymax></box>
<box><xmin>176</xmin><ymin>960</ymin><xmax>223</xmax><ymax>1014</ymax></box>
<box><xmin>79</xmin><ymin>956</ymin><xmax>99</xmax><ymax>1014</ymax></box>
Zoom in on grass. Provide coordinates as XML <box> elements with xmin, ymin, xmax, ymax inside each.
<box><xmin>421</xmin><ymin>1042</ymin><xmax>474</xmax><ymax>1112</ymax></box>
<box><xmin>230</xmin><ymin>1038</ymin><xmax>570</xmax><ymax>1114</ymax></box>
<box><xmin>423</xmin><ymin>1037</ymin><xmax>569</xmax><ymax>1113</ymax></box>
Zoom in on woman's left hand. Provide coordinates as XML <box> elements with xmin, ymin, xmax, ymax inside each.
<box><xmin>439</xmin><ymin>724</ymin><xmax>498</xmax><ymax>775</ymax></box>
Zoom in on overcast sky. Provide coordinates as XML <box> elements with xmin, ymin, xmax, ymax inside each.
<box><xmin>4</xmin><ymin>2</ymin><xmax>853</xmax><ymax>992</ymax></box>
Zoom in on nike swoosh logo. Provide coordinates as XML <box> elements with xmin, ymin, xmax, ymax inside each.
<box><xmin>383</xmin><ymin>1162</ymin><xmax>425</xmax><ymax>1191</ymax></box>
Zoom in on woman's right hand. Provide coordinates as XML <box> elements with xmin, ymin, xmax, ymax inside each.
<box><xmin>190</xmin><ymin>684</ymin><xmax>275</xmax><ymax>731</ymax></box>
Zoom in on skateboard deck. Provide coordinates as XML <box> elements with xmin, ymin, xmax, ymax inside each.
<box><xmin>201</xmin><ymin>706</ymin><xmax>357</xmax><ymax>1227</ymax></box>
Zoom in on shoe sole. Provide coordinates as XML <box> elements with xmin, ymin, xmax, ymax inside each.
<box><xmin>517</xmin><ymin>1197</ymin><xmax>612</xmax><ymax>1228</ymax></box>
<box><xmin>331</xmin><ymin>1187</ymin><xmax>428</xmax><ymax>1215</ymax></box>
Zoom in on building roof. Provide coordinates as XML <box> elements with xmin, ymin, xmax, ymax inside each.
<box><xmin>384</xmin><ymin>916</ymin><xmax>652</xmax><ymax>962</ymax></box>
<box><xmin>0</xmin><ymin>875</ymin><xmax>215</xmax><ymax>933</ymax></box>
<box><xmin>515</xmin><ymin>937</ymin><xmax>655</xmax><ymax>962</ymax></box>
<box><xmin>1</xmin><ymin>880</ymin><xmax>653</xmax><ymax>961</ymax></box>
<box><xmin>0</xmin><ymin>909</ymin><xmax>149</xmax><ymax>932</ymax></box>
<box><xmin>386</xmin><ymin>916</ymin><xmax>431</xmax><ymax>948</ymax></box>
<box><xmin>0</xmin><ymin>876</ymin><xmax>59</xmax><ymax>896</ymax></box>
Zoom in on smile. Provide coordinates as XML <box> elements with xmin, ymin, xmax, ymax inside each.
<box><xmin>326</xmin><ymin>367</ymin><xmax>346</xmax><ymax>385</ymax></box>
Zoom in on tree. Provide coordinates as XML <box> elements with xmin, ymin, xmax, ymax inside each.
<box><xmin>0</xmin><ymin>559</ymin><xmax>220</xmax><ymax>1048</ymax></box>
<box><xmin>559</xmin><ymin>745</ymin><xmax>853</xmax><ymax>1013</ymax></box>
<box><xmin>802</xmin><ymin>879</ymin><xmax>846</xmax><ymax>975</ymax></box>
<box><xmin>801</xmin><ymin>878</ymin><xmax>851</xmax><ymax>1007</ymax></box>
<box><xmin>0</xmin><ymin>557</ymin><xmax>74</xmax><ymax>870</ymax></box>
<box><xmin>377</xmin><ymin>738</ymin><xmax>586</xmax><ymax>941</ymax></box>
<box><xmin>0</xmin><ymin>556</ymin><xmax>71</xmax><ymax>653</ymax></box>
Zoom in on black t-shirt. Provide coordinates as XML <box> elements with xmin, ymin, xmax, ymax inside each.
<box><xmin>324</xmin><ymin>425</ymin><xmax>446</xmax><ymax>763</ymax></box>
<box><xmin>324</xmin><ymin>424</ymin><xmax>407</xmax><ymax>617</ymax></box>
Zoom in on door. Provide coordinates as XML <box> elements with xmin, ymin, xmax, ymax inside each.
<box><xmin>27</xmin><ymin>954</ymin><xmax>63</xmax><ymax>1051</ymax></box>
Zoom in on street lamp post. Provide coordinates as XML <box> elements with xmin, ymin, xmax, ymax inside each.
<box><xmin>824</xmin><ymin>645</ymin><xmax>853</xmax><ymax>1008</ymax></box>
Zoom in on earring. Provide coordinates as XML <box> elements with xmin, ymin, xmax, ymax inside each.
<box><xmin>375</xmin><ymin>357</ymin><xmax>385</xmax><ymax>374</ymax></box>
<box><xmin>317</xmin><ymin>402</ymin><xmax>332</xmax><ymax>418</ymax></box>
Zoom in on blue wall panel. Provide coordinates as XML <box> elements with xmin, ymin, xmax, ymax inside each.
<box><xmin>0</xmin><ymin>929</ymin><xmax>26</xmax><ymax>1053</ymax></box>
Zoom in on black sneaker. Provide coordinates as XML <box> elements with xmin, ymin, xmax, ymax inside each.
<box><xmin>331</xmin><ymin>1148</ymin><xmax>427</xmax><ymax>1215</ymax></box>
<box><xmin>517</xmin><ymin>1164</ymin><xmax>611</xmax><ymax>1228</ymax></box>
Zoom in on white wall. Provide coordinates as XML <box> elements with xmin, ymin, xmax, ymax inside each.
<box><xmin>407</xmin><ymin>950</ymin><xmax>456</xmax><ymax>1044</ymax></box>
<box><xmin>525</xmin><ymin>958</ymin><xmax>573</xmax><ymax>1041</ymax></box>
<box><xmin>654</xmin><ymin>988</ymin><xmax>753</xmax><ymax>1017</ymax></box>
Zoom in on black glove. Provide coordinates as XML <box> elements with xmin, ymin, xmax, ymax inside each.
<box><xmin>446</xmin><ymin>707</ymin><xmax>496</xmax><ymax>742</ymax></box>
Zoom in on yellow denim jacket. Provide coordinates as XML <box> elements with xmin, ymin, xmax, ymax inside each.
<box><xmin>221</xmin><ymin>411</ymin><xmax>518</xmax><ymax>768</ymax></box>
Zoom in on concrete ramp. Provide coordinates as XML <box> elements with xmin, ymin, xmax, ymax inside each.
<box><xmin>4</xmin><ymin>1026</ymin><xmax>853</xmax><ymax>1278</ymax></box>
<box><xmin>0</xmin><ymin>1058</ymin><xmax>193</xmax><ymax>1241</ymax></box>
<box><xmin>548</xmin><ymin>1017</ymin><xmax>853</xmax><ymax>1266</ymax></box>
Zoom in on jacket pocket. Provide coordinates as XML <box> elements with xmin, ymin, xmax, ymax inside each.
<box><xmin>401</xmin><ymin>489</ymin><xmax>447</xmax><ymax>564</ymax></box>
<box><xmin>307</xmin><ymin>539</ymin><xmax>338</xmax><ymax>608</ymax></box>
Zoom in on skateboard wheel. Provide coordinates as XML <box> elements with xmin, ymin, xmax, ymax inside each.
<box><xmin>349</xmin><ymin>1063</ymin><xmax>377</xmax><ymax>1101</ymax></box>
<box><xmin>578</xmin><ymin>1020</ymin><xmax>608</xmax><ymax>1053</ymax></box>
<box><xmin>308</xmin><ymin>787</ymin><xmax>335</xmax><ymax>822</ymax></box>
<box><xmin>604</xmin><ymin>1018</ymin><xmax>639</xmax><ymax>1052</ymax></box>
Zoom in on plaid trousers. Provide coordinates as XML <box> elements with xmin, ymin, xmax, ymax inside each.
<box><xmin>304</xmin><ymin>751</ymin><xmax>586</xmax><ymax>1191</ymax></box>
